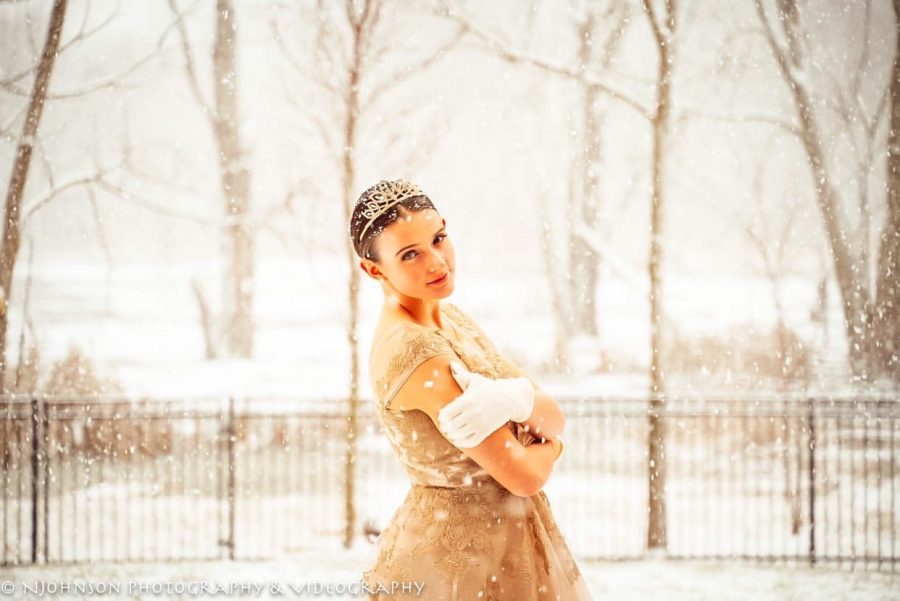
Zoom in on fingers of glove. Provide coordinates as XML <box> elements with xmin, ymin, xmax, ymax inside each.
<box><xmin>439</xmin><ymin>414</ymin><xmax>471</xmax><ymax>436</ymax></box>
<box><xmin>453</xmin><ymin>431</ymin><xmax>486</xmax><ymax>448</ymax></box>
<box><xmin>441</xmin><ymin>406</ymin><xmax>493</xmax><ymax>435</ymax></box>
<box><xmin>438</xmin><ymin>394</ymin><xmax>478</xmax><ymax>422</ymax></box>
<box><xmin>438</xmin><ymin>401</ymin><xmax>473</xmax><ymax>430</ymax></box>
<box><xmin>447</xmin><ymin>423</ymin><xmax>484</xmax><ymax>447</ymax></box>
<box><xmin>442</xmin><ymin>422</ymin><xmax>476</xmax><ymax>446</ymax></box>
<box><xmin>441</xmin><ymin>399</ymin><xmax>495</xmax><ymax>433</ymax></box>
<box><xmin>438</xmin><ymin>402</ymin><xmax>464</xmax><ymax>424</ymax></box>
<box><xmin>449</xmin><ymin>413</ymin><xmax>505</xmax><ymax>444</ymax></box>
<box><xmin>441</xmin><ymin>408</ymin><xmax>469</xmax><ymax>425</ymax></box>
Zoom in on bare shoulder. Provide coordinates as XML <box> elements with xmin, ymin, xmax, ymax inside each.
<box><xmin>370</xmin><ymin>308</ymin><xmax>418</xmax><ymax>357</ymax></box>
<box><xmin>373</xmin><ymin>307</ymin><xmax>409</xmax><ymax>341</ymax></box>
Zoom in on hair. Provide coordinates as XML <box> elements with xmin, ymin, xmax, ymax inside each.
<box><xmin>349</xmin><ymin>181</ymin><xmax>438</xmax><ymax>262</ymax></box>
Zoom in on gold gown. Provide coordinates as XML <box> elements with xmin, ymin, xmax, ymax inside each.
<box><xmin>362</xmin><ymin>302</ymin><xmax>593</xmax><ymax>600</ymax></box>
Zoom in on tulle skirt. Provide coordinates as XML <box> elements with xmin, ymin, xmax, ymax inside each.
<box><xmin>362</xmin><ymin>482</ymin><xmax>593</xmax><ymax>600</ymax></box>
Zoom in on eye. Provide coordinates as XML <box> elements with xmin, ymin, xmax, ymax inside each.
<box><xmin>401</xmin><ymin>234</ymin><xmax>446</xmax><ymax>261</ymax></box>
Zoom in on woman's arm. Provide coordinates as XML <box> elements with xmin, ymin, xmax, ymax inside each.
<box><xmin>460</xmin><ymin>310</ymin><xmax>567</xmax><ymax>438</ymax></box>
<box><xmin>520</xmin><ymin>388</ymin><xmax>567</xmax><ymax>440</ymax></box>
<box><xmin>499</xmin><ymin>357</ymin><xmax>566</xmax><ymax>439</ymax></box>
<box><xmin>391</xmin><ymin>354</ymin><xmax>561</xmax><ymax>497</ymax></box>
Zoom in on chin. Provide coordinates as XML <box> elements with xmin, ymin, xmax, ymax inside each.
<box><xmin>425</xmin><ymin>274</ymin><xmax>454</xmax><ymax>297</ymax></box>
<box><xmin>436</xmin><ymin>285</ymin><xmax>454</xmax><ymax>298</ymax></box>
<box><xmin>422</xmin><ymin>286</ymin><xmax>453</xmax><ymax>299</ymax></box>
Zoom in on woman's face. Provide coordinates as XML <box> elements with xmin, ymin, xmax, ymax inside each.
<box><xmin>364</xmin><ymin>208</ymin><xmax>455</xmax><ymax>300</ymax></box>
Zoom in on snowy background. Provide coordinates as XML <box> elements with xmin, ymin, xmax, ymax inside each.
<box><xmin>2</xmin><ymin>0</ymin><xmax>899</xmax><ymax>598</ymax></box>
<box><xmin>2</xmin><ymin>551</ymin><xmax>900</xmax><ymax>600</ymax></box>
<box><xmin>2</xmin><ymin>0</ymin><xmax>897</xmax><ymax>397</ymax></box>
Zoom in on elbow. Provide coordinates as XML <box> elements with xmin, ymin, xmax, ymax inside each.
<box><xmin>508</xmin><ymin>467</ymin><xmax>550</xmax><ymax>498</ymax></box>
<box><xmin>513</xmin><ymin>477</ymin><xmax>547</xmax><ymax>498</ymax></box>
<box><xmin>537</xmin><ymin>392</ymin><xmax>566</xmax><ymax>437</ymax></box>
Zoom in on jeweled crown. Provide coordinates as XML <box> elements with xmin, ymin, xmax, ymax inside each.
<box><xmin>358</xmin><ymin>180</ymin><xmax>426</xmax><ymax>241</ymax></box>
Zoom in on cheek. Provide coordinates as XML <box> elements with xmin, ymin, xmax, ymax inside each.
<box><xmin>399</xmin><ymin>262</ymin><xmax>420</xmax><ymax>280</ymax></box>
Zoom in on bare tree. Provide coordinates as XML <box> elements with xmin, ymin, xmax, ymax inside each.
<box><xmin>446</xmin><ymin>1</ymin><xmax>645</xmax><ymax>369</ymax></box>
<box><xmin>0</xmin><ymin>0</ymin><xmax>68</xmax><ymax>391</ymax></box>
<box><xmin>739</xmin><ymin>146</ymin><xmax>809</xmax><ymax>534</ymax></box>
<box><xmin>874</xmin><ymin>0</ymin><xmax>900</xmax><ymax>380</ymax></box>
<box><xmin>168</xmin><ymin>0</ymin><xmax>254</xmax><ymax>359</ymax></box>
<box><xmin>569</xmin><ymin>3</ymin><xmax>632</xmax><ymax>340</ymax></box>
<box><xmin>272</xmin><ymin>0</ymin><xmax>463</xmax><ymax>548</ymax></box>
<box><xmin>754</xmin><ymin>0</ymin><xmax>894</xmax><ymax>380</ymax></box>
<box><xmin>447</xmin><ymin>0</ymin><xmax>676</xmax><ymax>551</ymax></box>
<box><xmin>641</xmin><ymin>0</ymin><xmax>676</xmax><ymax>552</ymax></box>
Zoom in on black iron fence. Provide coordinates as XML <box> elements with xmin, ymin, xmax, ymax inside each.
<box><xmin>1</xmin><ymin>395</ymin><xmax>897</xmax><ymax>570</ymax></box>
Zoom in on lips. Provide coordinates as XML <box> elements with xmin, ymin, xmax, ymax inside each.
<box><xmin>428</xmin><ymin>272</ymin><xmax>449</xmax><ymax>285</ymax></box>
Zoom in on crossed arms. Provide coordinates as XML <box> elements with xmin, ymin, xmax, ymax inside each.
<box><xmin>389</xmin><ymin>353</ymin><xmax>566</xmax><ymax>498</ymax></box>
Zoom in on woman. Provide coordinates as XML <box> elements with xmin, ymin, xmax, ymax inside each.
<box><xmin>350</xmin><ymin>179</ymin><xmax>592</xmax><ymax>600</ymax></box>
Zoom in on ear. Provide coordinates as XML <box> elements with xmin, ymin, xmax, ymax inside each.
<box><xmin>360</xmin><ymin>260</ymin><xmax>382</xmax><ymax>280</ymax></box>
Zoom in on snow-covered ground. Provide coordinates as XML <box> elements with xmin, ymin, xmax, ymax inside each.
<box><xmin>1</xmin><ymin>546</ymin><xmax>899</xmax><ymax>600</ymax></box>
<box><xmin>9</xmin><ymin>239</ymin><xmax>897</xmax><ymax>599</ymax></box>
<box><xmin>13</xmin><ymin>255</ymin><xmax>872</xmax><ymax>400</ymax></box>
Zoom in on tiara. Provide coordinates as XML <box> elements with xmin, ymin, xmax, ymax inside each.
<box><xmin>358</xmin><ymin>180</ymin><xmax>426</xmax><ymax>241</ymax></box>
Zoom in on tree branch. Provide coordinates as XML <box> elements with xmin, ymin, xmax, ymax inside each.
<box><xmin>363</xmin><ymin>24</ymin><xmax>465</xmax><ymax>108</ymax></box>
<box><xmin>0</xmin><ymin>0</ymin><xmax>122</xmax><ymax>87</ymax></box>
<box><xmin>442</xmin><ymin>9</ymin><xmax>651</xmax><ymax>119</ymax></box>
<box><xmin>1</xmin><ymin>49</ymin><xmax>157</xmax><ymax>99</ymax></box>
<box><xmin>675</xmin><ymin>105</ymin><xmax>800</xmax><ymax>137</ymax></box>
<box><xmin>166</xmin><ymin>0</ymin><xmax>213</xmax><ymax>115</ymax></box>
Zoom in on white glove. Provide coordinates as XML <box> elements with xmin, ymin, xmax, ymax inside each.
<box><xmin>438</xmin><ymin>360</ymin><xmax>535</xmax><ymax>448</ymax></box>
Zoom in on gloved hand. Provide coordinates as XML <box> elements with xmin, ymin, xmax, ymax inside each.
<box><xmin>438</xmin><ymin>360</ymin><xmax>535</xmax><ymax>448</ymax></box>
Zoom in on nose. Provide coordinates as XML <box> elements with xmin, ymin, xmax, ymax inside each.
<box><xmin>428</xmin><ymin>252</ymin><xmax>448</xmax><ymax>274</ymax></box>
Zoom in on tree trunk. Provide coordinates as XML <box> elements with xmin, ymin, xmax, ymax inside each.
<box><xmin>642</xmin><ymin>0</ymin><xmax>674</xmax><ymax>551</ymax></box>
<box><xmin>872</xmin><ymin>0</ymin><xmax>900</xmax><ymax>380</ymax></box>
<box><xmin>192</xmin><ymin>278</ymin><xmax>217</xmax><ymax>359</ymax></box>
<box><xmin>342</xmin><ymin>14</ymin><xmax>364</xmax><ymax>551</ymax></box>
<box><xmin>538</xmin><ymin>172</ymin><xmax>570</xmax><ymax>371</ymax></box>
<box><xmin>791</xmin><ymin>79</ymin><xmax>872</xmax><ymax>377</ymax></box>
<box><xmin>213</xmin><ymin>0</ymin><xmax>254</xmax><ymax>358</ymax></box>
<box><xmin>0</xmin><ymin>0</ymin><xmax>68</xmax><ymax>391</ymax></box>
<box><xmin>757</xmin><ymin>0</ymin><xmax>874</xmax><ymax>378</ymax></box>
<box><xmin>569</xmin><ymin>15</ymin><xmax>602</xmax><ymax>336</ymax></box>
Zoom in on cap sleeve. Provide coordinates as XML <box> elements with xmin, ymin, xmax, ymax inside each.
<box><xmin>369</xmin><ymin>324</ymin><xmax>457</xmax><ymax>410</ymax></box>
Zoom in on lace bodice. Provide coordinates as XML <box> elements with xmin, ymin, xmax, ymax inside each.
<box><xmin>367</xmin><ymin>302</ymin><xmax>536</xmax><ymax>488</ymax></box>
<box><xmin>363</xmin><ymin>302</ymin><xmax>591</xmax><ymax>599</ymax></box>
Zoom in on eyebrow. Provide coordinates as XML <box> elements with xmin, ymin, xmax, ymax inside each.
<box><xmin>395</xmin><ymin>227</ymin><xmax>446</xmax><ymax>257</ymax></box>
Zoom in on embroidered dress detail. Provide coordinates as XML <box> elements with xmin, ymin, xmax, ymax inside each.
<box><xmin>363</xmin><ymin>302</ymin><xmax>592</xmax><ymax>600</ymax></box>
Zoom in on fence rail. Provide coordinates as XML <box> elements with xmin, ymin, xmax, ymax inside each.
<box><xmin>1</xmin><ymin>395</ymin><xmax>897</xmax><ymax>571</ymax></box>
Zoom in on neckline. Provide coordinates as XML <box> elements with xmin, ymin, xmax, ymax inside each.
<box><xmin>433</xmin><ymin>304</ymin><xmax>456</xmax><ymax>339</ymax></box>
<box><xmin>382</xmin><ymin>302</ymin><xmax>456</xmax><ymax>341</ymax></box>
<box><xmin>419</xmin><ymin>302</ymin><xmax>455</xmax><ymax>337</ymax></box>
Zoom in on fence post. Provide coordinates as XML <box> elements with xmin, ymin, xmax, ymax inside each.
<box><xmin>807</xmin><ymin>397</ymin><xmax>816</xmax><ymax>566</ymax></box>
<box><xmin>29</xmin><ymin>396</ymin><xmax>40</xmax><ymax>564</ymax></box>
<box><xmin>41</xmin><ymin>395</ymin><xmax>49</xmax><ymax>563</ymax></box>
<box><xmin>227</xmin><ymin>396</ymin><xmax>236</xmax><ymax>560</ymax></box>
